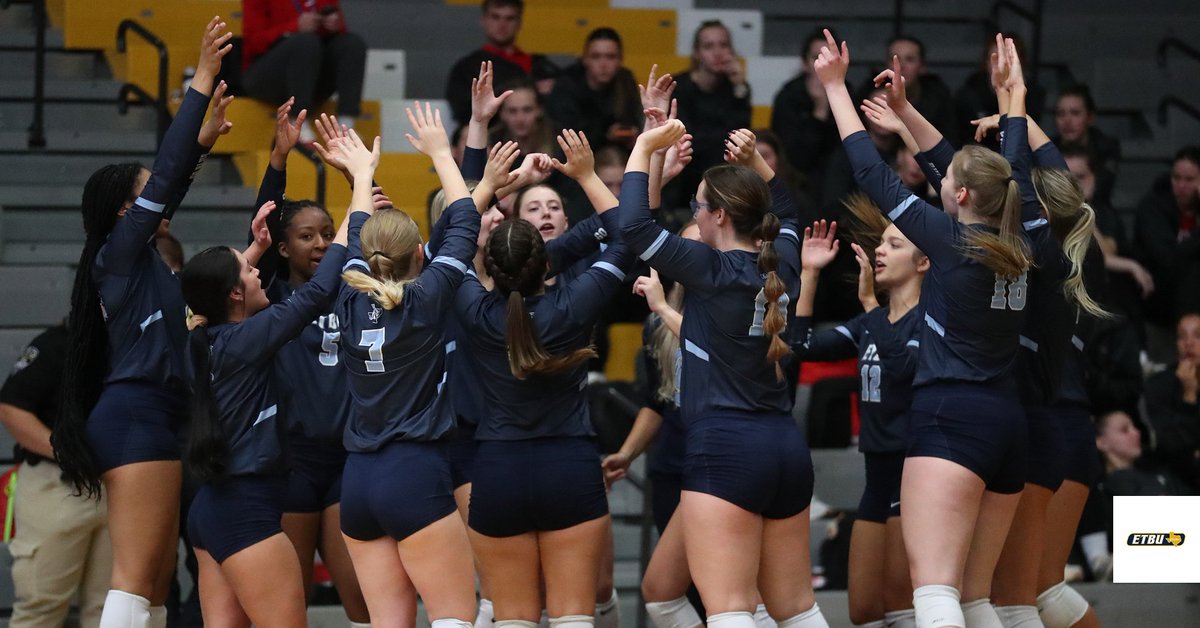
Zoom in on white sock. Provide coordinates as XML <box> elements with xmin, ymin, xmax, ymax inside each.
<box><xmin>777</xmin><ymin>603</ymin><xmax>828</xmax><ymax>628</ymax></box>
<box><xmin>99</xmin><ymin>590</ymin><xmax>152</xmax><ymax>628</ymax></box>
<box><xmin>549</xmin><ymin>615</ymin><xmax>594</xmax><ymax>628</ymax></box>
<box><xmin>148</xmin><ymin>606</ymin><xmax>166</xmax><ymax>628</ymax></box>
<box><xmin>961</xmin><ymin>599</ymin><xmax>1003</xmax><ymax>628</ymax></box>
<box><xmin>1036</xmin><ymin>582</ymin><xmax>1089</xmax><ymax>628</ymax></box>
<box><xmin>351</xmin><ymin>623</ymin><xmax>372</xmax><ymax>628</ymax></box>
<box><xmin>495</xmin><ymin>622</ymin><xmax>539</xmax><ymax>628</ymax></box>
<box><xmin>994</xmin><ymin>605</ymin><xmax>1043</xmax><ymax>628</ymax></box>
<box><xmin>707</xmin><ymin>611</ymin><xmax>757</xmax><ymax>628</ymax></box>
<box><xmin>645</xmin><ymin>596</ymin><xmax>702</xmax><ymax>628</ymax></box>
<box><xmin>753</xmin><ymin>604</ymin><xmax>774</xmax><ymax>628</ymax></box>
<box><xmin>884</xmin><ymin>608</ymin><xmax>916</xmax><ymax>628</ymax></box>
<box><xmin>596</xmin><ymin>589</ymin><xmax>620</xmax><ymax>628</ymax></box>
<box><xmin>433</xmin><ymin>619</ymin><xmax>476</xmax><ymax>628</ymax></box>
<box><xmin>476</xmin><ymin>599</ymin><xmax>496</xmax><ymax>628</ymax></box>
<box><xmin>913</xmin><ymin>585</ymin><xmax>962</xmax><ymax>628</ymax></box>
<box><xmin>1077</xmin><ymin>532</ymin><xmax>1111</xmax><ymax>578</ymax></box>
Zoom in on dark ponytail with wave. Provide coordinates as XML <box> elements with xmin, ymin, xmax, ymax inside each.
<box><xmin>485</xmin><ymin>219</ymin><xmax>596</xmax><ymax>378</ymax></box>
<box><xmin>54</xmin><ymin>162</ymin><xmax>145</xmax><ymax>497</ymax></box>
<box><xmin>180</xmin><ymin>246</ymin><xmax>241</xmax><ymax>482</ymax></box>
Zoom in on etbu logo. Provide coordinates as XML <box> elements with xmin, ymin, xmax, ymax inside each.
<box><xmin>1126</xmin><ymin>532</ymin><xmax>1186</xmax><ymax>547</ymax></box>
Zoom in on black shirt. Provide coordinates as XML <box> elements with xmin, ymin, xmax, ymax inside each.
<box><xmin>0</xmin><ymin>325</ymin><xmax>68</xmax><ymax>463</ymax></box>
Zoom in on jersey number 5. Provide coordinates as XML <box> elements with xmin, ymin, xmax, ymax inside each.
<box><xmin>319</xmin><ymin>332</ymin><xmax>340</xmax><ymax>367</ymax></box>
<box><xmin>359</xmin><ymin>329</ymin><xmax>386</xmax><ymax>372</ymax></box>
<box><xmin>989</xmin><ymin>272</ymin><xmax>1028</xmax><ymax>311</ymax></box>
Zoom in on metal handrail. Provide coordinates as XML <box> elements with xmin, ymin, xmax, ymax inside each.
<box><xmin>1158</xmin><ymin>96</ymin><xmax>1200</xmax><ymax>127</ymax></box>
<box><xmin>1157</xmin><ymin>37</ymin><xmax>1200</xmax><ymax>68</ymax></box>
<box><xmin>117</xmin><ymin>82</ymin><xmax>174</xmax><ymax>142</ymax></box>
<box><xmin>116</xmin><ymin>19</ymin><xmax>170</xmax><ymax>148</ymax></box>
<box><xmin>294</xmin><ymin>144</ymin><xmax>327</xmax><ymax>208</ymax></box>
<box><xmin>0</xmin><ymin>0</ymin><xmax>48</xmax><ymax>147</ymax></box>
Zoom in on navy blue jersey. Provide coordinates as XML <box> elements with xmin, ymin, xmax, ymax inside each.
<box><xmin>843</xmin><ymin>130</ymin><xmax>1027</xmax><ymax>387</ymax></box>
<box><xmin>339</xmin><ymin>200</ymin><xmax>480</xmax><ymax>451</ymax></box>
<box><xmin>95</xmin><ymin>87</ymin><xmax>212</xmax><ymax>390</ymax></box>
<box><xmin>621</xmin><ymin>171</ymin><xmax>801</xmax><ymax>422</ymax></box>
<box><xmin>1056</xmin><ymin>238</ymin><xmax>1107</xmax><ymax>407</ymax></box>
<box><xmin>454</xmin><ymin>236</ymin><xmax>633</xmax><ymax>441</ymax></box>
<box><xmin>638</xmin><ymin>316</ymin><xmax>685</xmax><ymax>475</ymax></box>
<box><xmin>792</xmin><ymin>307</ymin><xmax>921</xmax><ymax>452</ymax></box>
<box><xmin>205</xmin><ymin>245</ymin><xmax>348</xmax><ymax>476</ymax></box>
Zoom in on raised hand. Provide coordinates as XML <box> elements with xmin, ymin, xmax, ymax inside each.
<box><xmin>250</xmin><ymin>200</ymin><xmax>276</xmax><ymax>249</ymax></box>
<box><xmin>723</xmin><ymin>128</ymin><xmax>757</xmax><ymax>165</ymax></box>
<box><xmin>197</xmin><ymin>80</ymin><xmax>234</xmax><ymax>147</ymax></box>
<box><xmin>861</xmin><ymin>96</ymin><xmax>908</xmax><ymax>136</ymax></box>
<box><xmin>471</xmin><ymin>60</ymin><xmax>513</xmax><ymax>124</ymax></box>
<box><xmin>404</xmin><ymin>101</ymin><xmax>451</xmax><ymax>157</ymax></box>
<box><xmin>850</xmin><ymin>242</ymin><xmax>879</xmax><ymax>311</ymax></box>
<box><xmin>872</xmin><ymin>55</ymin><xmax>910</xmax><ymax>113</ymax></box>
<box><xmin>663</xmin><ymin>133</ymin><xmax>693</xmax><ymax>183</ymax></box>
<box><xmin>550</xmin><ymin>130</ymin><xmax>597</xmax><ymax>181</ymax></box>
<box><xmin>330</xmin><ymin>128</ymin><xmax>381</xmax><ymax>181</ymax></box>
<box><xmin>193</xmin><ymin>16</ymin><xmax>234</xmax><ymax>95</ymax></box>
<box><xmin>632</xmin><ymin>268</ymin><xmax>668</xmax><ymax>313</ymax></box>
<box><xmin>639</xmin><ymin>64</ymin><xmax>676</xmax><ymax>117</ymax></box>
<box><xmin>813</xmin><ymin>28</ymin><xmax>850</xmax><ymax>86</ymax></box>
<box><xmin>371</xmin><ymin>186</ymin><xmax>393</xmax><ymax>210</ymax></box>
<box><xmin>312</xmin><ymin>113</ymin><xmax>352</xmax><ymax>175</ymax></box>
<box><xmin>1002</xmin><ymin>36</ymin><xmax>1026</xmax><ymax>92</ymax></box>
<box><xmin>970</xmin><ymin>113</ymin><xmax>1002</xmax><ymax>143</ymax></box>
<box><xmin>272</xmin><ymin>98</ymin><xmax>307</xmax><ymax>159</ymax></box>
<box><xmin>482</xmin><ymin>140</ymin><xmax>522</xmax><ymax>191</ymax></box>
<box><xmin>635</xmin><ymin>119</ymin><xmax>686</xmax><ymax>155</ymax></box>
<box><xmin>990</xmin><ymin>33</ymin><xmax>1011</xmax><ymax>93</ymax></box>
<box><xmin>801</xmin><ymin>219</ymin><xmax>839</xmax><ymax>271</ymax></box>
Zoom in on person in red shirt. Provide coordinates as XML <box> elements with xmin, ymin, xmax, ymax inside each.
<box><xmin>242</xmin><ymin>0</ymin><xmax>366</xmax><ymax>136</ymax></box>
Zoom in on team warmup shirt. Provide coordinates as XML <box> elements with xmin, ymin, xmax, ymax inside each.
<box><xmin>205</xmin><ymin>244</ymin><xmax>348</xmax><ymax>476</ymax></box>
<box><xmin>843</xmin><ymin>130</ymin><xmax>1028</xmax><ymax>387</ymax></box>
<box><xmin>454</xmin><ymin>228</ymin><xmax>633</xmax><ymax>441</ymax></box>
<box><xmin>96</xmin><ymin>87</ymin><xmax>212</xmax><ymax>390</ymax></box>
<box><xmin>339</xmin><ymin>200</ymin><xmax>480</xmax><ymax>452</ymax></box>
<box><xmin>792</xmin><ymin>307</ymin><xmax>921</xmax><ymax>453</ymax></box>
<box><xmin>620</xmin><ymin>172</ymin><xmax>801</xmax><ymax>422</ymax></box>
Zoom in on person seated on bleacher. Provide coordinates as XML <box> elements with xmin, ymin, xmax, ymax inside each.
<box><xmin>445</xmin><ymin>0</ymin><xmax>559</xmax><ymax>127</ymax></box>
<box><xmin>1134</xmin><ymin>146</ymin><xmax>1200</xmax><ymax>327</ymax></box>
<box><xmin>1140</xmin><ymin>312</ymin><xmax>1200</xmax><ymax>492</ymax></box>
<box><xmin>953</xmin><ymin>32</ymin><xmax>1045</xmax><ymax>148</ymax></box>
<box><xmin>1052</xmin><ymin>84</ymin><xmax>1121</xmax><ymax>206</ymax></box>
<box><xmin>241</xmin><ymin>0</ymin><xmax>366</xmax><ymax>142</ymax></box>
<box><xmin>770</xmin><ymin>31</ymin><xmax>843</xmax><ymax>185</ymax></box>
<box><xmin>546</xmin><ymin>28</ymin><xmax>643</xmax><ymax>152</ymax></box>
<box><xmin>870</xmin><ymin>35</ymin><xmax>957</xmax><ymax>146</ymax></box>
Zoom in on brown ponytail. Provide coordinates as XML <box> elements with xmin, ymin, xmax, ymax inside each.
<box><xmin>754</xmin><ymin>212</ymin><xmax>790</xmax><ymax>362</ymax></box>
<box><xmin>951</xmin><ymin>146</ymin><xmax>1032</xmax><ymax>279</ymax></box>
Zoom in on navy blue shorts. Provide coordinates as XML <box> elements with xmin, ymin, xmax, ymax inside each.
<box><xmin>1025</xmin><ymin>405</ymin><xmax>1067</xmax><ymax>492</ymax></box>
<box><xmin>649</xmin><ymin>471</ymin><xmax>683</xmax><ymax>535</ymax></box>
<box><xmin>858</xmin><ymin>450</ymin><xmax>905</xmax><ymax>523</ymax></box>
<box><xmin>86</xmin><ymin>382</ymin><xmax>186</xmax><ymax>474</ymax></box>
<box><xmin>682</xmin><ymin>414</ymin><xmax>813</xmax><ymax>519</ymax></box>
<box><xmin>340</xmin><ymin>441</ymin><xmax>457</xmax><ymax>542</ymax></box>
<box><xmin>1056</xmin><ymin>403</ymin><xmax>1100</xmax><ymax>487</ymax></box>
<box><xmin>188</xmin><ymin>476</ymin><xmax>285</xmax><ymax>563</ymax></box>
<box><xmin>282</xmin><ymin>440</ymin><xmax>347</xmax><ymax>513</ymax></box>
<box><xmin>907</xmin><ymin>384</ymin><xmax>1027</xmax><ymax>495</ymax></box>
<box><xmin>446</xmin><ymin>435</ymin><xmax>477</xmax><ymax>489</ymax></box>
<box><xmin>469</xmin><ymin>437</ymin><xmax>608</xmax><ymax>538</ymax></box>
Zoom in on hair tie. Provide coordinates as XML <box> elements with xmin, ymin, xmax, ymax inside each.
<box><xmin>1007</xmin><ymin>176</ymin><xmax>1016</xmax><ymax>183</ymax></box>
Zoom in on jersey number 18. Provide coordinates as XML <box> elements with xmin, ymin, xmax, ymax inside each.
<box><xmin>989</xmin><ymin>272</ymin><xmax>1028</xmax><ymax>311</ymax></box>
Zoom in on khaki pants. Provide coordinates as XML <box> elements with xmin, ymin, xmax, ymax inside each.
<box><xmin>8</xmin><ymin>460</ymin><xmax>111</xmax><ymax>628</ymax></box>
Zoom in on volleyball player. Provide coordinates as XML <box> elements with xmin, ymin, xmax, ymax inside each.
<box><xmin>52</xmin><ymin>18</ymin><xmax>233</xmax><ymax>628</ymax></box>
<box><xmin>817</xmin><ymin>29</ymin><xmax>1032</xmax><ymax>628</ymax></box>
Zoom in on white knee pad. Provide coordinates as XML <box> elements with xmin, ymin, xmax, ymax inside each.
<box><xmin>645</xmin><ymin>596</ymin><xmax>702</xmax><ymax>628</ymax></box>
<box><xmin>596</xmin><ymin>589</ymin><xmax>621</xmax><ymax>628</ymax></box>
<box><xmin>961</xmin><ymin>599</ymin><xmax>1003</xmax><ymax>628</ymax></box>
<box><xmin>1036</xmin><ymin>582</ymin><xmax>1089</xmax><ymax>628</ymax></box>
<box><xmin>549</xmin><ymin>615</ymin><xmax>595</xmax><ymax>628</ymax></box>
<box><xmin>495</xmin><ymin>621</ymin><xmax>539</xmax><ymax>628</ymax></box>
<box><xmin>99</xmin><ymin>590</ymin><xmax>152</xmax><ymax>628</ymax></box>
<box><xmin>753</xmin><ymin>604</ymin><xmax>774</xmax><ymax>628</ymax></box>
<box><xmin>912</xmin><ymin>585</ymin><xmax>963</xmax><ymax>628</ymax></box>
<box><xmin>148</xmin><ymin>605</ymin><xmax>167</xmax><ymax>628</ymax></box>
<box><xmin>993</xmin><ymin>605</ymin><xmax>1043</xmax><ymax>628</ymax></box>
<box><xmin>707</xmin><ymin>611</ymin><xmax>757</xmax><ymax>628</ymax></box>
<box><xmin>350</xmin><ymin>623</ymin><xmax>372</xmax><ymax>628</ymax></box>
<box><xmin>883</xmin><ymin>608</ymin><xmax>916</xmax><ymax>628</ymax></box>
<box><xmin>477</xmin><ymin>599</ymin><xmax>497</xmax><ymax>628</ymax></box>
<box><xmin>433</xmin><ymin>619</ymin><xmax>476</xmax><ymax>628</ymax></box>
<box><xmin>778</xmin><ymin>603</ymin><xmax>829</xmax><ymax>628</ymax></box>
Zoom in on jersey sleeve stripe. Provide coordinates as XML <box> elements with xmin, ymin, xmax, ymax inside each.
<box><xmin>888</xmin><ymin>195</ymin><xmax>918</xmax><ymax>221</ymax></box>
<box><xmin>639</xmin><ymin>231</ymin><xmax>669</xmax><ymax>261</ymax></box>
<box><xmin>1023</xmin><ymin>218</ymin><xmax>1049</xmax><ymax>231</ymax></box>
<box><xmin>445</xmin><ymin>340</ymin><xmax>457</xmax><ymax>354</ymax></box>
<box><xmin>684</xmin><ymin>339</ymin><xmax>710</xmax><ymax>362</ymax></box>
<box><xmin>343</xmin><ymin>259</ymin><xmax>370</xmax><ymax>273</ymax></box>
<box><xmin>134</xmin><ymin>197</ymin><xmax>166</xmax><ymax>213</ymax></box>
<box><xmin>432</xmin><ymin>256</ymin><xmax>468</xmax><ymax>274</ymax></box>
<box><xmin>835</xmin><ymin>325</ymin><xmax>855</xmax><ymax>342</ymax></box>
<box><xmin>1019</xmin><ymin>335</ymin><xmax>1039</xmax><ymax>352</ymax></box>
<box><xmin>906</xmin><ymin>339</ymin><xmax>920</xmax><ymax>348</ymax></box>
<box><xmin>252</xmin><ymin>404</ymin><xmax>278</xmax><ymax>426</ymax></box>
<box><xmin>591</xmin><ymin>260</ymin><xmax>625</xmax><ymax>281</ymax></box>
<box><xmin>139</xmin><ymin>309</ymin><xmax>164</xmax><ymax>332</ymax></box>
<box><xmin>779</xmin><ymin>227</ymin><xmax>799</xmax><ymax>243</ymax></box>
<box><xmin>923</xmin><ymin>313</ymin><xmax>946</xmax><ymax>337</ymax></box>
<box><xmin>1071</xmin><ymin>335</ymin><xmax>1085</xmax><ymax>352</ymax></box>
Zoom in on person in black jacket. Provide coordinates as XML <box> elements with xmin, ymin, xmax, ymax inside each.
<box><xmin>770</xmin><ymin>32</ymin><xmax>841</xmax><ymax>182</ymax></box>
<box><xmin>1052</xmin><ymin>84</ymin><xmax>1121</xmax><ymax>206</ymax></box>
<box><xmin>546</xmin><ymin>28</ymin><xmax>642</xmax><ymax>152</ymax></box>
<box><xmin>1134</xmin><ymin>146</ymin><xmax>1200</xmax><ymax>326</ymax></box>
<box><xmin>1140</xmin><ymin>312</ymin><xmax>1200</xmax><ymax>492</ymax></box>
<box><xmin>873</xmin><ymin>36</ymin><xmax>957</xmax><ymax>146</ymax></box>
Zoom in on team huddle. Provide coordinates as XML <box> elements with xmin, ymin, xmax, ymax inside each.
<box><xmin>46</xmin><ymin>14</ymin><xmax>1109</xmax><ymax>628</ymax></box>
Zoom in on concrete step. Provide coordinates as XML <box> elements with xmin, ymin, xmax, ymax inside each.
<box><xmin>0</xmin><ymin>265</ymin><xmax>73</xmax><ymax>326</ymax></box>
<box><xmin>0</xmin><ymin>129</ymin><xmax>157</xmax><ymax>152</ymax></box>
<box><xmin>0</xmin><ymin>77</ymin><xmax>127</xmax><ymax>101</ymax></box>
<box><xmin>0</xmin><ymin>152</ymin><xmax>233</xmax><ymax>185</ymax></box>
<box><xmin>0</xmin><ymin>100</ymin><xmax>158</xmax><ymax>132</ymax></box>
<box><xmin>2</xmin><ymin>207</ymin><xmax>252</xmax><ymax>244</ymax></box>
<box><xmin>0</xmin><ymin>48</ymin><xmax>106</xmax><ymax>82</ymax></box>
<box><xmin>0</xmin><ymin>183</ymin><xmax>255</xmax><ymax>211</ymax></box>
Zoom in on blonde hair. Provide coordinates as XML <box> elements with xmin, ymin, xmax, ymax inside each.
<box><xmin>1032</xmin><ymin>167</ymin><xmax>1111</xmax><ymax>319</ymax></box>
<box><xmin>649</xmin><ymin>222</ymin><xmax>694</xmax><ymax>402</ymax></box>
<box><xmin>429</xmin><ymin>179</ymin><xmax>479</xmax><ymax>227</ymax></box>
<box><xmin>951</xmin><ymin>145</ymin><xmax>1032</xmax><ymax>279</ymax></box>
<box><xmin>342</xmin><ymin>209</ymin><xmax>422</xmax><ymax>310</ymax></box>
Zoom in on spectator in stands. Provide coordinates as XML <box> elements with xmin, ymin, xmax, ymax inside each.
<box><xmin>492</xmin><ymin>79</ymin><xmax>556</xmax><ymax>156</ymax></box>
<box><xmin>1134</xmin><ymin>146</ymin><xmax>1200</xmax><ymax>327</ymax></box>
<box><xmin>877</xmin><ymin>36</ymin><xmax>957</xmax><ymax>146</ymax></box>
<box><xmin>241</xmin><ymin>0</ymin><xmax>366</xmax><ymax>141</ymax></box>
<box><xmin>771</xmin><ymin>31</ymin><xmax>841</xmax><ymax>182</ymax></box>
<box><xmin>547</xmin><ymin>28</ymin><xmax>643</xmax><ymax>152</ymax></box>
<box><xmin>594</xmin><ymin>145</ymin><xmax>628</xmax><ymax>198</ymax></box>
<box><xmin>954</xmin><ymin>32</ymin><xmax>1045</xmax><ymax>147</ymax></box>
<box><xmin>671</xmin><ymin>20</ymin><xmax>752</xmax><ymax>205</ymax></box>
<box><xmin>446</xmin><ymin>0</ymin><xmax>559</xmax><ymax>126</ymax></box>
<box><xmin>753</xmin><ymin>128</ymin><xmax>817</xmax><ymax>220</ymax></box>
<box><xmin>1</xmin><ymin>322</ymin><xmax>112</xmax><ymax>628</ymax></box>
<box><xmin>1098</xmin><ymin>408</ymin><xmax>1191</xmax><ymax>495</ymax></box>
<box><xmin>1053</xmin><ymin>84</ymin><xmax>1120</xmax><ymax>205</ymax></box>
<box><xmin>1140</xmin><ymin>312</ymin><xmax>1200</xmax><ymax>492</ymax></box>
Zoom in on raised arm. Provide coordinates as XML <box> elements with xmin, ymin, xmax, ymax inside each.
<box><xmin>406</xmin><ymin>102</ymin><xmax>470</xmax><ymax>205</ymax></box>
<box><xmin>551</xmin><ymin>129</ymin><xmax>619</xmax><ymax>215</ymax></box>
<box><xmin>859</xmin><ymin>307</ymin><xmax>919</xmax><ymax>380</ymax></box>
<box><xmin>791</xmin><ymin>222</ymin><xmax>859</xmax><ymax>362</ymax></box>
<box><xmin>998</xmin><ymin>38</ymin><xmax>1042</xmax><ymax>226</ymax></box>
<box><xmin>243</xmin><ymin>201</ymin><xmax>277</xmax><ymax>267</ymax></box>
<box><xmin>873</xmin><ymin>55</ymin><xmax>946</xmax><ymax>153</ymax></box>
<box><xmin>463</xmin><ymin>61</ymin><xmax>512</xmax><ymax>180</ymax></box>
<box><xmin>632</xmin><ymin>269</ymin><xmax>681</xmax><ymax>338</ymax></box>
